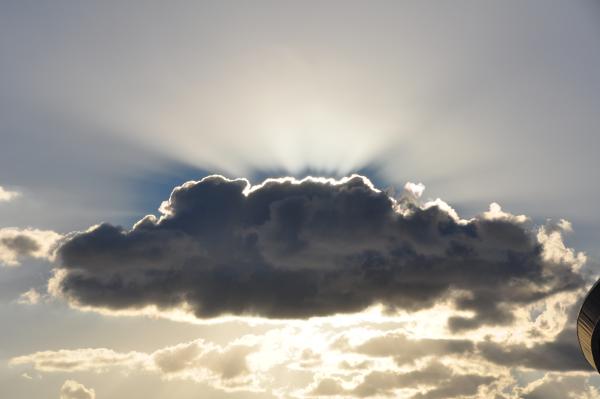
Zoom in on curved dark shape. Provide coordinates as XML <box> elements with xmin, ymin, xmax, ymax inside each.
<box><xmin>577</xmin><ymin>280</ymin><xmax>600</xmax><ymax>372</ymax></box>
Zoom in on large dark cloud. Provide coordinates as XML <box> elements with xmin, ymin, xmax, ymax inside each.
<box><xmin>53</xmin><ymin>175</ymin><xmax>583</xmax><ymax>328</ymax></box>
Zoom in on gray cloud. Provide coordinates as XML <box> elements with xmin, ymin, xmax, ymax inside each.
<box><xmin>478</xmin><ymin>327</ymin><xmax>589</xmax><ymax>372</ymax></box>
<box><xmin>352</xmin><ymin>362</ymin><xmax>455</xmax><ymax>397</ymax></box>
<box><xmin>52</xmin><ymin>175</ymin><xmax>584</xmax><ymax>329</ymax></box>
<box><xmin>518</xmin><ymin>373</ymin><xmax>600</xmax><ymax>399</ymax></box>
<box><xmin>311</xmin><ymin>361</ymin><xmax>495</xmax><ymax>398</ymax></box>
<box><xmin>478</xmin><ymin>299</ymin><xmax>592</xmax><ymax>371</ymax></box>
<box><xmin>0</xmin><ymin>228</ymin><xmax>62</xmax><ymax>266</ymax></box>
<box><xmin>2</xmin><ymin>235</ymin><xmax>40</xmax><ymax>256</ymax></box>
<box><xmin>152</xmin><ymin>340</ymin><xmax>255</xmax><ymax>380</ymax></box>
<box><xmin>352</xmin><ymin>333</ymin><xmax>474</xmax><ymax>365</ymax></box>
<box><xmin>411</xmin><ymin>374</ymin><xmax>495</xmax><ymax>399</ymax></box>
<box><xmin>348</xmin><ymin>312</ymin><xmax>591</xmax><ymax>372</ymax></box>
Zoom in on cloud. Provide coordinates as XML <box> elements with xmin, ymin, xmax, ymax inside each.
<box><xmin>152</xmin><ymin>339</ymin><xmax>256</xmax><ymax>381</ymax></box>
<box><xmin>10</xmin><ymin>315</ymin><xmax>594</xmax><ymax>398</ymax></box>
<box><xmin>10</xmin><ymin>348</ymin><xmax>148</xmax><ymax>373</ymax></box>
<box><xmin>18</xmin><ymin>288</ymin><xmax>41</xmax><ymax>305</ymax></box>
<box><xmin>59</xmin><ymin>380</ymin><xmax>95</xmax><ymax>399</ymax></box>
<box><xmin>477</xmin><ymin>294</ymin><xmax>592</xmax><ymax>372</ymax></box>
<box><xmin>50</xmin><ymin>175</ymin><xmax>585</xmax><ymax>331</ymax></box>
<box><xmin>411</xmin><ymin>374</ymin><xmax>496</xmax><ymax>399</ymax></box>
<box><xmin>516</xmin><ymin>373</ymin><xmax>600</xmax><ymax>399</ymax></box>
<box><xmin>310</xmin><ymin>378</ymin><xmax>346</xmax><ymax>396</ymax></box>
<box><xmin>351</xmin><ymin>333</ymin><xmax>474</xmax><ymax>365</ymax></box>
<box><xmin>11</xmin><ymin>338</ymin><xmax>258</xmax><ymax>392</ymax></box>
<box><xmin>0</xmin><ymin>228</ymin><xmax>62</xmax><ymax>266</ymax></box>
<box><xmin>478</xmin><ymin>327</ymin><xmax>590</xmax><ymax>372</ymax></box>
<box><xmin>0</xmin><ymin>185</ymin><xmax>19</xmax><ymax>202</ymax></box>
<box><xmin>309</xmin><ymin>360</ymin><xmax>496</xmax><ymax>398</ymax></box>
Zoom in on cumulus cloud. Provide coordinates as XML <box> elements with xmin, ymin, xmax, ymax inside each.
<box><xmin>0</xmin><ymin>185</ymin><xmax>19</xmax><ymax>202</ymax></box>
<box><xmin>59</xmin><ymin>380</ymin><xmax>95</xmax><ymax>399</ymax></box>
<box><xmin>0</xmin><ymin>228</ymin><xmax>62</xmax><ymax>266</ymax></box>
<box><xmin>50</xmin><ymin>175</ymin><xmax>585</xmax><ymax>331</ymax></box>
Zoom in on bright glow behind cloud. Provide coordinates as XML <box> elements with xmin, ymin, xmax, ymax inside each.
<box><xmin>63</xmin><ymin>49</ymin><xmax>403</xmax><ymax>176</ymax></box>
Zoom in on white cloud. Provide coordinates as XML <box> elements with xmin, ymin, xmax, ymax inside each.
<box><xmin>18</xmin><ymin>288</ymin><xmax>41</xmax><ymax>305</ymax></box>
<box><xmin>482</xmin><ymin>202</ymin><xmax>528</xmax><ymax>224</ymax></box>
<box><xmin>21</xmin><ymin>372</ymin><xmax>33</xmax><ymax>380</ymax></box>
<box><xmin>59</xmin><ymin>380</ymin><xmax>95</xmax><ymax>399</ymax></box>
<box><xmin>10</xmin><ymin>348</ymin><xmax>148</xmax><ymax>373</ymax></box>
<box><xmin>537</xmin><ymin>220</ymin><xmax>587</xmax><ymax>272</ymax></box>
<box><xmin>0</xmin><ymin>186</ymin><xmax>19</xmax><ymax>202</ymax></box>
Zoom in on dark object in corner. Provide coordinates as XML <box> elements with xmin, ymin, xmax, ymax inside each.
<box><xmin>578</xmin><ymin>280</ymin><xmax>600</xmax><ymax>372</ymax></box>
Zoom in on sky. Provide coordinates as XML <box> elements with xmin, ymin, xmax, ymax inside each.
<box><xmin>1</xmin><ymin>1</ymin><xmax>600</xmax><ymax>398</ymax></box>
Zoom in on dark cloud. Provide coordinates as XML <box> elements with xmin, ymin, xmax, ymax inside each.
<box><xmin>53</xmin><ymin>175</ymin><xmax>583</xmax><ymax>329</ymax></box>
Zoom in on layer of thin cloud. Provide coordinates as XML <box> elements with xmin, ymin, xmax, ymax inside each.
<box><xmin>0</xmin><ymin>186</ymin><xmax>19</xmax><ymax>202</ymax></box>
<box><xmin>51</xmin><ymin>175</ymin><xmax>585</xmax><ymax>333</ymax></box>
<box><xmin>59</xmin><ymin>380</ymin><xmax>95</xmax><ymax>399</ymax></box>
<box><xmin>0</xmin><ymin>228</ymin><xmax>62</xmax><ymax>266</ymax></box>
<box><xmin>10</xmin><ymin>310</ymin><xmax>596</xmax><ymax>398</ymax></box>
<box><xmin>10</xmin><ymin>348</ymin><xmax>147</xmax><ymax>373</ymax></box>
<box><xmin>11</xmin><ymin>339</ymin><xmax>260</xmax><ymax>393</ymax></box>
